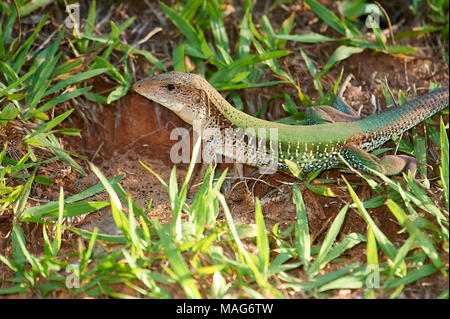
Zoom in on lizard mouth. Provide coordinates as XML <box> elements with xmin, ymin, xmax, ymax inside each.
<box><xmin>155</xmin><ymin>98</ymin><xmax>185</xmax><ymax>112</ymax></box>
<box><xmin>132</xmin><ymin>80</ymin><xmax>146</xmax><ymax>94</ymax></box>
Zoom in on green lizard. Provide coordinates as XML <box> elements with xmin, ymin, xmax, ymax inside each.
<box><xmin>133</xmin><ymin>72</ymin><xmax>449</xmax><ymax>176</ymax></box>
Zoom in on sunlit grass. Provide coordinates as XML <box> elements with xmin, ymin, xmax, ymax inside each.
<box><xmin>0</xmin><ymin>0</ymin><xmax>448</xmax><ymax>299</ymax></box>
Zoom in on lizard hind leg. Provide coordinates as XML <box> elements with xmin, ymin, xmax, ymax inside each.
<box><xmin>344</xmin><ymin>146</ymin><xmax>418</xmax><ymax>176</ymax></box>
<box><xmin>378</xmin><ymin>155</ymin><xmax>418</xmax><ymax>177</ymax></box>
<box><xmin>306</xmin><ymin>74</ymin><xmax>362</xmax><ymax>125</ymax></box>
<box><xmin>305</xmin><ymin>106</ymin><xmax>362</xmax><ymax>124</ymax></box>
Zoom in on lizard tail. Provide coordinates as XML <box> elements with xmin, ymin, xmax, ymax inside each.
<box><xmin>360</xmin><ymin>86</ymin><xmax>449</xmax><ymax>148</ymax></box>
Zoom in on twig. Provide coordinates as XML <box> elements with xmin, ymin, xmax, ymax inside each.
<box><xmin>374</xmin><ymin>1</ymin><xmax>395</xmax><ymax>46</ymax></box>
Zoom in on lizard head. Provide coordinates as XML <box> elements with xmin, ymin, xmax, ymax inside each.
<box><xmin>133</xmin><ymin>72</ymin><xmax>211</xmax><ymax>125</ymax></box>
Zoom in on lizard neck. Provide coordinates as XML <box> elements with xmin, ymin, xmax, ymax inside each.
<box><xmin>205</xmin><ymin>86</ymin><xmax>363</xmax><ymax>147</ymax></box>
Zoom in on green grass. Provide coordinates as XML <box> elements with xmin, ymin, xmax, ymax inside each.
<box><xmin>0</xmin><ymin>0</ymin><xmax>448</xmax><ymax>298</ymax></box>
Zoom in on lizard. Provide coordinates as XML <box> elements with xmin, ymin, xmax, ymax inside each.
<box><xmin>133</xmin><ymin>71</ymin><xmax>449</xmax><ymax>176</ymax></box>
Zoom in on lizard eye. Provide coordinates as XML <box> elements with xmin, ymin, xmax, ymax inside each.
<box><xmin>167</xmin><ymin>84</ymin><xmax>175</xmax><ymax>91</ymax></box>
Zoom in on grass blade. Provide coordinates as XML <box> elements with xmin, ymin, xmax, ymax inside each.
<box><xmin>293</xmin><ymin>183</ymin><xmax>310</xmax><ymax>271</ymax></box>
<box><xmin>209</xmin><ymin>50</ymin><xmax>291</xmax><ymax>87</ymax></box>
<box><xmin>160</xmin><ymin>2</ymin><xmax>215</xmax><ymax>62</ymax></box>
<box><xmin>24</xmin><ymin>109</ymin><xmax>74</xmax><ymax>140</ymax></box>
<box><xmin>366</xmin><ymin>225</ymin><xmax>378</xmax><ymax>266</ymax></box>
<box><xmin>208</xmin><ymin>0</ymin><xmax>232</xmax><ymax>64</ymax></box>
<box><xmin>21</xmin><ymin>201</ymin><xmax>110</xmax><ymax>220</ymax></box>
<box><xmin>299</xmin><ymin>48</ymin><xmax>323</xmax><ymax>93</ymax></box>
<box><xmin>51</xmin><ymin>186</ymin><xmax>64</xmax><ymax>256</ymax></box>
<box><xmin>45</xmin><ymin>68</ymin><xmax>108</xmax><ymax>96</ymax></box>
<box><xmin>304</xmin><ymin>0</ymin><xmax>349</xmax><ymax>36</ymax></box>
<box><xmin>28</xmin><ymin>87</ymin><xmax>91</xmax><ymax>117</ymax></box>
<box><xmin>154</xmin><ymin>221</ymin><xmax>202</xmax><ymax>298</ymax></box>
<box><xmin>276</xmin><ymin>33</ymin><xmax>336</xmax><ymax>43</ymax></box>
<box><xmin>255</xmin><ymin>198</ymin><xmax>269</xmax><ymax>276</ymax></box>
<box><xmin>318</xmin><ymin>45</ymin><xmax>363</xmax><ymax>79</ymax></box>
<box><xmin>440</xmin><ymin>117</ymin><xmax>449</xmax><ymax>211</ymax></box>
<box><xmin>386</xmin><ymin>199</ymin><xmax>443</xmax><ymax>269</ymax></box>
<box><xmin>308</xmin><ymin>204</ymin><xmax>349</xmax><ymax>276</ymax></box>
<box><xmin>384</xmin><ymin>264</ymin><xmax>437</xmax><ymax>289</ymax></box>
<box><xmin>343</xmin><ymin>176</ymin><xmax>398</xmax><ymax>261</ymax></box>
